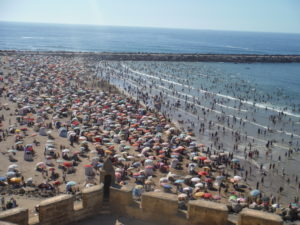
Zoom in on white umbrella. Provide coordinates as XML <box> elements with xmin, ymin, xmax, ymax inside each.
<box><xmin>191</xmin><ymin>177</ymin><xmax>201</xmax><ymax>183</ymax></box>
<box><xmin>62</xmin><ymin>149</ymin><xmax>70</xmax><ymax>153</ymax></box>
<box><xmin>195</xmin><ymin>182</ymin><xmax>204</xmax><ymax>188</ymax></box>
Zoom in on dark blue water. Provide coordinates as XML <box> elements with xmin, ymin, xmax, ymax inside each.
<box><xmin>1</xmin><ymin>21</ymin><xmax>300</xmax><ymax>54</ymax></box>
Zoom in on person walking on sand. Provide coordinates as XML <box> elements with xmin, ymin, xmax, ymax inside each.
<box><xmin>1</xmin><ymin>196</ymin><xmax>5</xmax><ymax>211</ymax></box>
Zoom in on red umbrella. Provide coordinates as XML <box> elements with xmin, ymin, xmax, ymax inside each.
<box><xmin>53</xmin><ymin>180</ymin><xmax>61</xmax><ymax>185</ymax></box>
<box><xmin>84</xmin><ymin>164</ymin><xmax>92</xmax><ymax>168</ymax></box>
<box><xmin>198</xmin><ymin>171</ymin><xmax>208</xmax><ymax>176</ymax></box>
<box><xmin>203</xmin><ymin>193</ymin><xmax>212</xmax><ymax>199</ymax></box>
<box><xmin>205</xmin><ymin>178</ymin><xmax>213</xmax><ymax>183</ymax></box>
<box><xmin>199</xmin><ymin>156</ymin><xmax>207</xmax><ymax>161</ymax></box>
<box><xmin>63</xmin><ymin>162</ymin><xmax>72</xmax><ymax>167</ymax></box>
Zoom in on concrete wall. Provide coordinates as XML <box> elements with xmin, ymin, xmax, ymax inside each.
<box><xmin>188</xmin><ymin>200</ymin><xmax>228</xmax><ymax>225</ymax></box>
<box><xmin>0</xmin><ymin>185</ymin><xmax>285</xmax><ymax>225</ymax></box>
<box><xmin>238</xmin><ymin>208</ymin><xmax>283</xmax><ymax>225</ymax></box>
<box><xmin>0</xmin><ymin>208</ymin><xmax>28</xmax><ymax>225</ymax></box>
<box><xmin>38</xmin><ymin>195</ymin><xmax>74</xmax><ymax>225</ymax></box>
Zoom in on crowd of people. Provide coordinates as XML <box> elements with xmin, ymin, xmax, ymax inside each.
<box><xmin>0</xmin><ymin>54</ymin><xmax>299</xmax><ymax>222</ymax></box>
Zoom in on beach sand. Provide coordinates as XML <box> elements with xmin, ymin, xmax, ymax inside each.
<box><xmin>0</xmin><ymin>53</ymin><xmax>299</xmax><ymax>223</ymax></box>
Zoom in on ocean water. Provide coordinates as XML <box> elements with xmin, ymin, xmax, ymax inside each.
<box><xmin>1</xmin><ymin>21</ymin><xmax>300</xmax><ymax>54</ymax></box>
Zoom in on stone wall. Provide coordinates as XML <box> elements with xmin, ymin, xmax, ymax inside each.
<box><xmin>0</xmin><ymin>185</ymin><xmax>284</xmax><ymax>225</ymax></box>
<box><xmin>0</xmin><ymin>208</ymin><xmax>28</xmax><ymax>225</ymax></box>
<box><xmin>237</xmin><ymin>208</ymin><xmax>283</xmax><ymax>225</ymax></box>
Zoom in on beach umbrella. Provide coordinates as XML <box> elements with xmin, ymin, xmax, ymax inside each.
<box><xmin>127</xmin><ymin>156</ymin><xmax>134</xmax><ymax>160</ymax></box>
<box><xmin>159</xmin><ymin>177</ymin><xmax>168</xmax><ymax>183</ymax></box>
<box><xmin>8</xmin><ymin>164</ymin><xmax>18</xmax><ymax>170</ymax></box>
<box><xmin>63</xmin><ymin>162</ymin><xmax>73</xmax><ymax>167</ymax></box>
<box><xmin>218</xmin><ymin>165</ymin><xmax>226</xmax><ymax>169</ymax></box>
<box><xmin>7</xmin><ymin>149</ymin><xmax>18</xmax><ymax>153</ymax></box>
<box><xmin>204</xmin><ymin>159</ymin><xmax>212</xmax><ymax>164</ymax></box>
<box><xmin>216</xmin><ymin>176</ymin><xmax>225</xmax><ymax>180</ymax></box>
<box><xmin>175</xmin><ymin>179</ymin><xmax>184</xmax><ymax>184</ymax></box>
<box><xmin>198</xmin><ymin>171</ymin><xmax>208</xmax><ymax>176</ymax></box>
<box><xmin>135</xmin><ymin>185</ymin><xmax>144</xmax><ymax>190</ymax></box>
<box><xmin>118</xmin><ymin>157</ymin><xmax>126</xmax><ymax>162</ymax></box>
<box><xmin>133</xmin><ymin>172</ymin><xmax>141</xmax><ymax>178</ymax></box>
<box><xmin>195</xmin><ymin>182</ymin><xmax>204</xmax><ymax>188</ymax></box>
<box><xmin>6</xmin><ymin>171</ymin><xmax>16</xmax><ymax>178</ymax></box>
<box><xmin>10</xmin><ymin>177</ymin><xmax>21</xmax><ymax>183</ymax></box>
<box><xmin>231</xmin><ymin>159</ymin><xmax>240</xmax><ymax>163</ymax></box>
<box><xmin>162</xmin><ymin>184</ymin><xmax>172</xmax><ymax>189</ymax></box>
<box><xmin>97</xmin><ymin>163</ymin><xmax>103</xmax><ymax>168</ymax></box>
<box><xmin>115</xmin><ymin>168</ymin><xmax>123</xmax><ymax>172</ymax></box>
<box><xmin>84</xmin><ymin>164</ymin><xmax>93</xmax><ymax>168</ymax></box>
<box><xmin>178</xmin><ymin>193</ymin><xmax>187</xmax><ymax>200</ymax></box>
<box><xmin>133</xmin><ymin>162</ymin><xmax>141</xmax><ymax>167</ymax></box>
<box><xmin>56</xmin><ymin>159</ymin><xmax>65</xmax><ymax>163</ymax></box>
<box><xmin>191</xmin><ymin>177</ymin><xmax>201</xmax><ymax>183</ymax></box>
<box><xmin>183</xmin><ymin>187</ymin><xmax>193</xmax><ymax>193</ymax></box>
<box><xmin>237</xmin><ymin>197</ymin><xmax>246</xmax><ymax>203</ymax></box>
<box><xmin>62</xmin><ymin>149</ymin><xmax>70</xmax><ymax>153</ymax></box>
<box><xmin>0</xmin><ymin>177</ymin><xmax>7</xmax><ymax>181</ymax></box>
<box><xmin>194</xmin><ymin>192</ymin><xmax>205</xmax><ymax>198</ymax></box>
<box><xmin>203</xmin><ymin>193</ymin><xmax>212</xmax><ymax>199</ymax></box>
<box><xmin>233</xmin><ymin>176</ymin><xmax>242</xmax><ymax>182</ymax></box>
<box><xmin>66</xmin><ymin>181</ymin><xmax>77</xmax><ymax>186</ymax></box>
<box><xmin>229</xmin><ymin>195</ymin><xmax>237</xmax><ymax>201</ymax></box>
<box><xmin>213</xmin><ymin>195</ymin><xmax>221</xmax><ymax>200</ymax></box>
<box><xmin>250</xmin><ymin>189</ymin><xmax>260</xmax><ymax>197</ymax></box>
<box><xmin>36</xmin><ymin>162</ymin><xmax>46</xmax><ymax>167</ymax></box>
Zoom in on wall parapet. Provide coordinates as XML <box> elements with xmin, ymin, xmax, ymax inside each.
<box><xmin>0</xmin><ymin>208</ymin><xmax>28</xmax><ymax>225</ymax></box>
<box><xmin>237</xmin><ymin>208</ymin><xmax>283</xmax><ymax>225</ymax></box>
<box><xmin>0</xmin><ymin>184</ymin><xmax>285</xmax><ymax>225</ymax></box>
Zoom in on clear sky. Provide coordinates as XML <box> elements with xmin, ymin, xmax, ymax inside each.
<box><xmin>0</xmin><ymin>0</ymin><xmax>300</xmax><ymax>33</ymax></box>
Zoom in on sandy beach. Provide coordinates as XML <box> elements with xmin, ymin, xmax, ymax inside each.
<box><xmin>0</xmin><ymin>53</ymin><xmax>300</xmax><ymax>223</ymax></box>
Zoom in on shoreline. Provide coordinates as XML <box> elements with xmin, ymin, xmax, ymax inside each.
<box><xmin>1</xmin><ymin>50</ymin><xmax>300</xmax><ymax>63</ymax></box>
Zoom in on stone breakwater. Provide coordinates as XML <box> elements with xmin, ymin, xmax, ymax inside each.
<box><xmin>1</xmin><ymin>50</ymin><xmax>300</xmax><ymax>63</ymax></box>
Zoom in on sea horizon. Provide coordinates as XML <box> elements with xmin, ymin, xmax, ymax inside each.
<box><xmin>1</xmin><ymin>21</ymin><xmax>300</xmax><ymax>54</ymax></box>
<box><xmin>2</xmin><ymin>20</ymin><xmax>300</xmax><ymax>35</ymax></box>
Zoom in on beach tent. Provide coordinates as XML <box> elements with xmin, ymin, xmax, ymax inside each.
<box><xmin>39</xmin><ymin>127</ymin><xmax>47</xmax><ymax>136</ymax></box>
<box><xmin>58</xmin><ymin>127</ymin><xmax>67</xmax><ymax>138</ymax></box>
<box><xmin>84</xmin><ymin>165</ymin><xmax>94</xmax><ymax>176</ymax></box>
<box><xmin>24</xmin><ymin>150</ymin><xmax>33</xmax><ymax>161</ymax></box>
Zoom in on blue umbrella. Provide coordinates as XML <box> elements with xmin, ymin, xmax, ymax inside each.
<box><xmin>250</xmin><ymin>189</ymin><xmax>260</xmax><ymax>197</ymax></box>
<box><xmin>231</xmin><ymin>159</ymin><xmax>240</xmax><ymax>163</ymax></box>
<box><xmin>0</xmin><ymin>177</ymin><xmax>6</xmax><ymax>181</ymax></box>
<box><xmin>6</xmin><ymin>171</ymin><xmax>16</xmax><ymax>177</ymax></box>
<box><xmin>162</xmin><ymin>184</ymin><xmax>172</xmax><ymax>189</ymax></box>
<box><xmin>133</xmin><ymin>162</ymin><xmax>141</xmax><ymax>167</ymax></box>
<box><xmin>97</xmin><ymin>163</ymin><xmax>103</xmax><ymax>168</ymax></box>
<box><xmin>175</xmin><ymin>179</ymin><xmax>184</xmax><ymax>184</ymax></box>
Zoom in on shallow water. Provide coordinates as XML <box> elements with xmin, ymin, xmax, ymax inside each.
<box><xmin>98</xmin><ymin>60</ymin><xmax>300</xmax><ymax>202</ymax></box>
